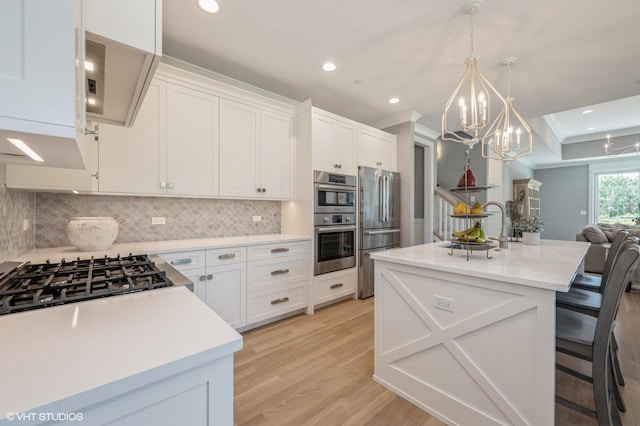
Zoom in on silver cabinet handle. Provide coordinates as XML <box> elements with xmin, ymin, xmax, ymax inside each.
<box><xmin>271</xmin><ymin>248</ymin><xmax>290</xmax><ymax>253</ymax></box>
<box><xmin>168</xmin><ymin>182</ymin><xmax>174</xmax><ymax>189</ymax></box>
<box><xmin>334</xmin><ymin>164</ymin><xmax>339</xmax><ymax>168</ymax></box>
<box><xmin>207</xmin><ymin>274</ymin><xmax>213</xmax><ymax>280</ymax></box>
<box><xmin>256</xmin><ymin>188</ymin><xmax>262</xmax><ymax>193</ymax></box>
<box><xmin>262</xmin><ymin>188</ymin><xmax>266</xmax><ymax>193</ymax></box>
<box><xmin>270</xmin><ymin>297</ymin><xmax>289</xmax><ymax>305</ymax></box>
<box><xmin>271</xmin><ymin>269</ymin><xmax>290</xmax><ymax>276</ymax></box>
<box><xmin>330</xmin><ymin>283</ymin><xmax>343</xmax><ymax>289</ymax></box>
<box><xmin>170</xmin><ymin>258</ymin><xmax>192</xmax><ymax>265</ymax></box>
<box><xmin>84</xmin><ymin>124</ymin><xmax>99</xmax><ymax>141</ymax></box>
<box><xmin>160</xmin><ymin>181</ymin><xmax>167</xmax><ymax>188</ymax></box>
<box><xmin>218</xmin><ymin>253</ymin><xmax>236</xmax><ymax>260</ymax></box>
<box><xmin>199</xmin><ymin>275</ymin><xmax>206</xmax><ymax>281</ymax></box>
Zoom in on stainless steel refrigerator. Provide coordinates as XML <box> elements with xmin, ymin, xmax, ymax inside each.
<box><xmin>358</xmin><ymin>166</ymin><xmax>401</xmax><ymax>298</ymax></box>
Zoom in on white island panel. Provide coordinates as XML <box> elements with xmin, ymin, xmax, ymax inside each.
<box><xmin>372</xmin><ymin>240</ymin><xmax>589</xmax><ymax>426</ymax></box>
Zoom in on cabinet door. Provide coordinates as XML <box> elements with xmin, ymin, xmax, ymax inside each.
<box><xmin>0</xmin><ymin>0</ymin><xmax>78</xmax><ymax>134</ymax></box>
<box><xmin>219</xmin><ymin>99</ymin><xmax>260</xmax><ymax>197</ymax></box>
<box><xmin>98</xmin><ymin>80</ymin><xmax>166</xmax><ymax>194</ymax></box>
<box><xmin>333</xmin><ymin>121</ymin><xmax>357</xmax><ymax>175</ymax></box>
<box><xmin>357</xmin><ymin>128</ymin><xmax>378</xmax><ymax>168</ymax></box>
<box><xmin>377</xmin><ymin>133</ymin><xmax>397</xmax><ymax>171</ymax></box>
<box><xmin>312</xmin><ymin>114</ymin><xmax>338</xmax><ymax>173</ymax></box>
<box><xmin>181</xmin><ymin>268</ymin><xmax>207</xmax><ymax>302</ymax></box>
<box><xmin>260</xmin><ymin>110</ymin><xmax>295</xmax><ymax>199</ymax></box>
<box><xmin>166</xmin><ymin>83</ymin><xmax>219</xmax><ymax>196</ymax></box>
<box><xmin>205</xmin><ymin>263</ymin><xmax>247</xmax><ymax>329</ymax></box>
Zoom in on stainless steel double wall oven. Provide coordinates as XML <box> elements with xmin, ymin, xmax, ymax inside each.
<box><xmin>313</xmin><ymin>171</ymin><xmax>356</xmax><ymax>275</ymax></box>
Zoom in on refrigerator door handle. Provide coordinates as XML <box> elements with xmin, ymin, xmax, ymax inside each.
<box><xmin>384</xmin><ymin>175</ymin><xmax>390</xmax><ymax>222</ymax></box>
<box><xmin>378</xmin><ymin>176</ymin><xmax>384</xmax><ymax>221</ymax></box>
<box><xmin>363</xmin><ymin>229</ymin><xmax>401</xmax><ymax>235</ymax></box>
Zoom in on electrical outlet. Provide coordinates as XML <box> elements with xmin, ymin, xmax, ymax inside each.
<box><xmin>22</xmin><ymin>219</ymin><xmax>30</xmax><ymax>231</ymax></box>
<box><xmin>433</xmin><ymin>295</ymin><xmax>454</xmax><ymax>312</ymax></box>
<box><xmin>252</xmin><ymin>216</ymin><xmax>262</xmax><ymax>222</ymax></box>
<box><xmin>151</xmin><ymin>217</ymin><xmax>166</xmax><ymax>225</ymax></box>
<box><xmin>579</xmin><ymin>210</ymin><xmax>587</xmax><ymax>216</ymax></box>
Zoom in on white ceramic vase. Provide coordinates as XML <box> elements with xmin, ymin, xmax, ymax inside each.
<box><xmin>521</xmin><ymin>231</ymin><xmax>540</xmax><ymax>245</ymax></box>
<box><xmin>66</xmin><ymin>217</ymin><xmax>119</xmax><ymax>251</ymax></box>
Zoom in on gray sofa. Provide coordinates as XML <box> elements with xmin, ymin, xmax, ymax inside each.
<box><xmin>576</xmin><ymin>224</ymin><xmax>640</xmax><ymax>286</ymax></box>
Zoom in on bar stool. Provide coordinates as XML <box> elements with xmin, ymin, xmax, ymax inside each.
<box><xmin>571</xmin><ymin>230</ymin><xmax>629</xmax><ymax>293</ymax></box>
<box><xmin>556</xmin><ymin>243</ymin><xmax>640</xmax><ymax>425</ymax></box>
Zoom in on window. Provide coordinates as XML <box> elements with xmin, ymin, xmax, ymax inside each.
<box><xmin>595</xmin><ymin>171</ymin><xmax>640</xmax><ymax>225</ymax></box>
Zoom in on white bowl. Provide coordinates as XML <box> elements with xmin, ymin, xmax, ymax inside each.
<box><xmin>66</xmin><ymin>217</ymin><xmax>119</xmax><ymax>251</ymax></box>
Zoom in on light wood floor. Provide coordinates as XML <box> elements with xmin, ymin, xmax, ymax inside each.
<box><xmin>234</xmin><ymin>291</ymin><xmax>640</xmax><ymax>425</ymax></box>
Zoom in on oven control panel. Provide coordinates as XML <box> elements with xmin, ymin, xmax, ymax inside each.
<box><xmin>314</xmin><ymin>213</ymin><xmax>356</xmax><ymax>226</ymax></box>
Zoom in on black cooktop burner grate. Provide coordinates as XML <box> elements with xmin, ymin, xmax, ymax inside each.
<box><xmin>0</xmin><ymin>254</ymin><xmax>173</xmax><ymax>315</ymax></box>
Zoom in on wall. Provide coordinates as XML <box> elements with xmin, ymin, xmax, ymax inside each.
<box><xmin>534</xmin><ymin>164</ymin><xmax>589</xmax><ymax>241</ymax></box>
<box><xmin>503</xmin><ymin>161</ymin><xmax>534</xmax><ymax>203</ymax></box>
<box><xmin>437</xmin><ymin>139</ymin><xmax>489</xmax><ymax>203</ymax></box>
<box><xmin>35</xmin><ymin>193</ymin><xmax>281</xmax><ymax>248</ymax></box>
<box><xmin>0</xmin><ymin>164</ymin><xmax>35</xmax><ymax>262</ymax></box>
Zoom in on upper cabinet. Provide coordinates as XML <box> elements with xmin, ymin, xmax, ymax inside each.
<box><xmin>0</xmin><ymin>0</ymin><xmax>161</xmax><ymax>169</ymax></box>
<box><xmin>0</xmin><ymin>0</ymin><xmax>85</xmax><ymax>169</ymax></box>
<box><xmin>357</xmin><ymin>128</ymin><xmax>397</xmax><ymax>171</ymax></box>
<box><xmin>219</xmin><ymin>99</ymin><xmax>295</xmax><ymax>199</ymax></box>
<box><xmin>312</xmin><ymin>111</ymin><xmax>357</xmax><ymax>175</ymax></box>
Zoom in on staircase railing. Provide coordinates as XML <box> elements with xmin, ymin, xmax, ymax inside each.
<box><xmin>434</xmin><ymin>185</ymin><xmax>469</xmax><ymax>241</ymax></box>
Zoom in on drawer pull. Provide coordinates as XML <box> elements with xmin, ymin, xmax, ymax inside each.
<box><xmin>207</xmin><ymin>274</ymin><xmax>213</xmax><ymax>280</ymax></box>
<box><xmin>270</xmin><ymin>297</ymin><xmax>290</xmax><ymax>305</ymax></box>
<box><xmin>170</xmin><ymin>258</ymin><xmax>192</xmax><ymax>266</ymax></box>
<box><xmin>199</xmin><ymin>275</ymin><xmax>206</xmax><ymax>281</ymax></box>
<box><xmin>330</xmin><ymin>283</ymin><xmax>344</xmax><ymax>289</ymax></box>
<box><xmin>218</xmin><ymin>253</ymin><xmax>236</xmax><ymax>260</ymax></box>
<box><xmin>271</xmin><ymin>248</ymin><xmax>290</xmax><ymax>253</ymax></box>
<box><xmin>271</xmin><ymin>269</ymin><xmax>290</xmax><ymax>276</ymax></box>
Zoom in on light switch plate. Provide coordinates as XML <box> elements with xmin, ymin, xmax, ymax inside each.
<box><xmin>433</xmin><ymin>295</ymin><xmax>454</xmax><ymax>312</ymax></box>
<box><xmin>253</xmin><ymin>216</ymin><xmax>262</xmax><ymax>222</ymax></box>
<box><xmin>152</xmin><ymin>217</ymin><xmax>166</xmax><ymax>225</ymax></box>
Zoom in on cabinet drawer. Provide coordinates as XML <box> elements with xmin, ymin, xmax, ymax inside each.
<box><xmin>247</xmin><ymin>241</ymin><xmax>308</xmax><ymax>261</ymax></box>
<box><xmin>158</xmin><ymin>250</ymin><xmax>206</xmax><ymax>271</ymax></box>
<box><xmin>247</xmin><ymin>283</ymin><xmax>306</xmax><ymax>324</ymax></box>
<box><xmin>314</xmin><ymin>269</ymin><xmax>356</xmax><ymax>305</ymax></box>
<box><xmin>247</xmin><ymin>255</ymin><xmax>308</xmax><ymax>292</ymax></box>
<box><xmin>206</xmin><ymin>246</ymin><xmax>246</xmax><ymax>266</ymax></box>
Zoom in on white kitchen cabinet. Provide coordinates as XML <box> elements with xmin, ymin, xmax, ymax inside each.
<box><xmin>0</xmin><ymin>0</ymin><xmax>85</xmax><ymax>169</ymax></box>
<box><xmin>98</xmin><ymin>80</ymin><xmax>219</xmax><ymax>197</ymax></box>
<box><xmin>314</xmin><ymin>268</ymin><xmax>356</xmax><ymax>305</ymax></box>
<box><xmin>166</xmin><ymin>83</ymin><xmax>219</xmax><ymax>197</ymax></box>
<box><xmin>157</xmin><ymin>250</ymin><xmax>207</xmax><ymax>299</ymax></box>
<box><xmin>357</xmin><ymin>127</ymin><xmax>397</xmax><ymax>171</ymax></box>
<box><xmin>203</xmin><ymin>247</ymin><xmax>247</xmax><ymax>329</ymax></box>
<box><xmin>219</xmin><ymin>99</ymin><xmax>294</xmax><ymax>199</ymax></box>
<box><xmin>246</xmin><ymin>241</ymin><xmax>309</xmax><ymax>324</ymax></box>
<box><xmin>98</xmin><ymin>80</ymin><xmax>167</xmax><ymax>195</ymax></box>
<box><xmin>312</xmin><ymin>111</ymin><xmax>357</xmax><ymax>175</ymax></box>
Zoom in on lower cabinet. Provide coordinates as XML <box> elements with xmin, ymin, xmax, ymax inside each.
<box><xmin>159</xmin><ymin>239</ymin><xmax>309</xmax><ymax>330</ymax></box>
<box><xmin>314</xmin><ymin>268</ymin><xmax>356</xmax><ymax>305</ymax></box>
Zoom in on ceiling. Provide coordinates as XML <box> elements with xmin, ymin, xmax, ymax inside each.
<box><xmin>162</xmin><ymin>0</ymin><xmax>640</xmax><ymax>169</ymax></box>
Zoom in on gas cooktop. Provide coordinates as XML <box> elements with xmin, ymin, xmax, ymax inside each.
<box><xmin>0</xmin><ymin>254</ymin><xmax>174</xmax><ymax>315</ymax></box>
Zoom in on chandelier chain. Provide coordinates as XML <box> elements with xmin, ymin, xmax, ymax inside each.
<box><xmin>470</xmin><ymin>9</ymin><xmax>475</xmax><ymax>58</ymax></box>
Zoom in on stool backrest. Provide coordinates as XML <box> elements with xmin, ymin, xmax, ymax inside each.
<box><xmin>600</xmin><ymin>230</ymin><xmax>630</xmax><ymax>292</ymax></box>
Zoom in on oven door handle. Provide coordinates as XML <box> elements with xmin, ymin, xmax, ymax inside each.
<box><xmin>316</xmin><ymin>225</ymin><xmax>357</xmax><ymax>233</ymax></box>
<box><xmin>314</xmin><ymin>183</ymin><xmax>356</xmax><ymax>192</ymax></box>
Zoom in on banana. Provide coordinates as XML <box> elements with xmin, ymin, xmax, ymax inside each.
<box><xmin>476</xmin><ymin>228</ymin><xmax>487</xmax><ymax>243</ymax></box>
<box><xmin>452</xmin><ymin>226</ymin><xmax>476</xmax><ymax>238</ymax></box>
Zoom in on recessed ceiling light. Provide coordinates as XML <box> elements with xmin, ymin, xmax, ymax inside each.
<box><xmin>7</xmin><ymin>138</ymin><xmax>44</xmax><ymax>162</ymax></box>
<box><xmin>582</xmin><ymin>109</ymin><xmax>593</xmax><ymax>114</ymax></box>
<box><xmin>84</xmin><ymin>61</ymin><xmax>94</xmax><ymax>72</ymax></box>
<box><xmin>587</xmin><ymin>127</ymin><xmax>596</xmax><ymax>131</ymax></box>
<box><xmin>322</xmin><ymin>62</ymin><xmax>336</xmax><ymax>72</ymax></box>
<box><xmin>198</xmin><ymin>0</ymin><xmax>219</xmax><ymax>13</ymax></box>
<box><xmin>388</xmin><ymin>97</ymin><xmax>400</xmax><ymax>104</ymax></box>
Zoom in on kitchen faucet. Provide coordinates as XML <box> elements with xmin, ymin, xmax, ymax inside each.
<box><xmin>482</xmin><ymin>201</ymin><xmax>508</xmax><ymax>249</ymax></box>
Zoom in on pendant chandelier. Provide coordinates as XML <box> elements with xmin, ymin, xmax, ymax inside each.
<box><xmin>441</xmin><ymin>0</ymin><xmax>507</xmax><ymax>147</ymax></box>
<box><xmin>604</xmin><ymin>134</ymin><xmax>640</xmax><ymax>156</ymax></box>
<box><xmin>481</xmin><ymin>58</ymin><xmax>533</xmax><ymax>163</ymax></box>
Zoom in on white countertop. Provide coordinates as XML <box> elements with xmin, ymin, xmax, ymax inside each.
<box><xmin>0</xmin><ymin>286</ymin><xmax>242</xmax><ymax>415</ymax></box>
<box><xmin>371</xmin><ymin>239</ymin><xmax>590</xmax><ymax>292</ymax></box>
<box><xmin>18</xmin><ymin>233</ymin><xmax>310</xmax><ymax>263</ymax></box>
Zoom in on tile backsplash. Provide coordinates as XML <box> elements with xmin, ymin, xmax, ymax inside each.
<box><xmin>36</xmin><ymin>193</ymin><xmax>281</xmax><ymax>248</ymax></box>
<box><xmin>0</xmin><ymin>164</ymin><xmax>36</xmax><ymax>262</ymax></box>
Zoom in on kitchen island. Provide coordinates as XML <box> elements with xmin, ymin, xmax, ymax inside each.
<box><xmin>371</xmin><ymin>239</ymin><xmax>590</xmax><ymax>426</ymax></box>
